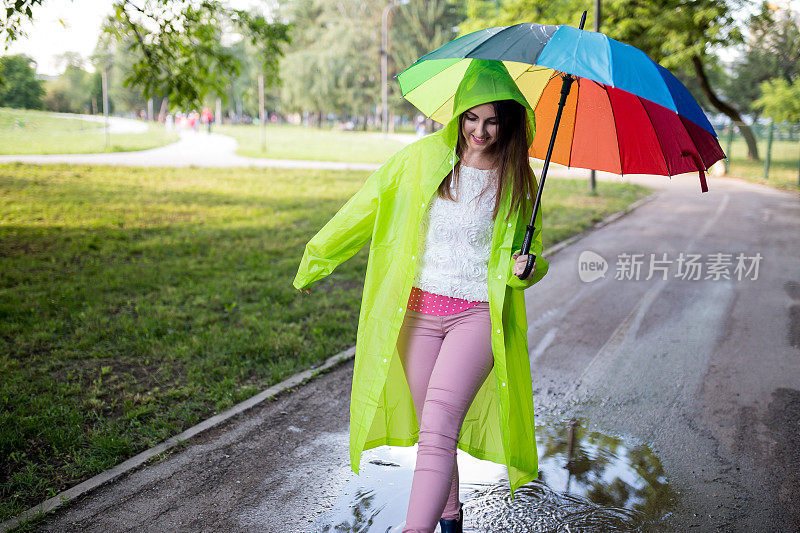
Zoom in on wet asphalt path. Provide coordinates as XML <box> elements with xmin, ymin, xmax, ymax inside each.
<box><xmin>34</xmin><ymin>175</ymin><xmax>799</xmax><ymax>532</ymax></box>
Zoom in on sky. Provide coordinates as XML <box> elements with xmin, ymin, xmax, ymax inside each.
<box><xmin>2</xmin><ymin>0</ymin><xmax>272</xmax><ymax>76</ymax></box>
<box><xmin>4</xmin><ymin>0</ymin><xmax>800</xmax><ymax>76</ymax></box>
<box><xmin>4</xmin><ymin>0</ymin><xmax>112</xmax><ymax>75</ymax></box>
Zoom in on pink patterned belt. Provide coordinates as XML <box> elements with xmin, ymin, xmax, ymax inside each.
<box><xmin>407</xmin><ymin>286</ymin><xmax>483</xmax><ymax>316</ymax></box>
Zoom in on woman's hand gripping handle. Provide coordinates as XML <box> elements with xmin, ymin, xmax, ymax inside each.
<box><xmin>515</xmin><ymin>224</ymin><xmax>536</xmax><ymax>280</ymax></box>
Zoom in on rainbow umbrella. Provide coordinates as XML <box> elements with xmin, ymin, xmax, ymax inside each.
<box><xmin>398</xmin><ymin>14</ymin><xmax>725</xmax><ymax>278</ymax></box>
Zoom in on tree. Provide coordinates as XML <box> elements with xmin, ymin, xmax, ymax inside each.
<box><xmin>92</xmin><ymin>23</ymin><xmax>156</xmax><ymax>115</ymax></box>
<box><xmin>42</xmin><ymin>52</ymin><xmax>101</xmax><ymax>113</ymax></box>
<box><xmin>460</xmin><ymin>0</ymin><xmax>585</xmax><ymax>32</ymax></box>
<box><xmin>104</xmin><ymin>1</ymin><xmax>291</xmax><ymax>110</ymax></box>
<box><xmin>0</xmin><ymin>54</ymin><xmax>44</xmax><ymax>109</ymax></box>
<box><xmin>1</xmin><ymin>0</ymin><xmax>46</xmax><ymax>46</ymax></box>
<box><xmin>753</xmin><ymin>78</ymin><xmax>800</xmax><ymax>123</ymax></box>
<box><xmin>390</xmin><ymin>0</ymin><xmax>462</xmax><ymax>71</ymax></box>
<box><xmin>724</xmin><ymin>2</ymin><xmax>800</xmax><ymax>117</ymax></box>
<box><xmin>3</xmin><ymin>1</ymin><xmax>291</xmax><ymax>111</ymax></box>
<box><xmin>279</xmin><ymin>0</ymin><xmax>382</xmax><ymax>127</ymax></box>
<box><xmin>218</xmin><ymin>37</ymin><xmax>286</xmax><ymax>121</ymax></box>
<box><xmin>389</xmin><ymin>0</ymin><xmax>463</xmax><ymax>120</ymax></box>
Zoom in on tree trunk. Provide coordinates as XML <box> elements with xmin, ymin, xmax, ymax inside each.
<box><xmin>158</xmin><ymin>97</ymin><xmax>168</xmax><ymax>123</ymax></box>
<box><xmin>691</xmin><ymin>55</ymin><xmax>760</xmax><ymax>161</ymax></box>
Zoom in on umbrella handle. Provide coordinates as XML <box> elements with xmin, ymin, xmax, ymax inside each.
<box><xmin>519</xmin><ymin>224</ymin><xmax>537</xmax><ymax>280</ymax></box>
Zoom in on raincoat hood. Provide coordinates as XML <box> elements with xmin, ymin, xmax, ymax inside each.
<box><xmin>439</xmin><ymin>59</ymin><xmax>536</xmax><ymax>150</ymax></box>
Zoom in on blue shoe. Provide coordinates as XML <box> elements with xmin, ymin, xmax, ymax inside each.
<box><xmin>438</xmin><ymin>503</ymin><xmax>463</xmax><ymax>533</ymax></box>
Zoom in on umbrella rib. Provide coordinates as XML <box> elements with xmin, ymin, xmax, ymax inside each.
<box><xmin>601</xmin><ymin>82</ymin><xmax>624</xmax><ymax>176</ymax></box>
<box><xmin>469</xmin><ymin>24</ymin><xmax>526</xmax><ymax>59</ymax></box>
<box><xmin>678</xmin><ymin>115</ymin><xmax>709</xmax><ymax>171</ymax></box>
<box><xmin>491</xmin><ymin>30</ymin><xmax>533</xmax><ymax>62</ymax></box>
<box><xmin>565</xmin><ymin>78</ymin><xmax>580</xmax><ymax>169</ymax></box>
<box><xmin>637</xmin><ymin>95</ymin><xmax>673</xmax><ymax>177</ymax></box>
<box><xmin>427</xmin><ymin>89</ymin><xmax>459</xmax><ymax>124</ymax></box>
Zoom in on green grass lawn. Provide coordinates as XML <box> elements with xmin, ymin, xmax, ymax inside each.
<box><xmin>0</xmin><ymin>108</ymin><xmax>179</xmax><ymax>155</ymax></box>
<box><xmin>216</xmin><ymin>123</ymin><xmax>414</xmax><ymax>163</ymax></box>
<box><xmin>0</xmin><ymin>163</ymin><xmax>650</xmax><ymax>521</ymax></box>
<box><xmin>724</xmin><ymin>137</ymin><xmax>800</xmax><ymax>191</ymax></box>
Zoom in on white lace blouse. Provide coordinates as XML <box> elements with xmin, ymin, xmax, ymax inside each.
<box><xmin>413</xmin><ymin>165</ymin><xmax>496</xmax><ymax>302</ymax></box>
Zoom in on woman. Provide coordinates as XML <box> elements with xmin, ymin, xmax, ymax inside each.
<box><xmin>293</xmin><ymin>60</ymin><xmax>549</xmax><ymax>533</ymax></box>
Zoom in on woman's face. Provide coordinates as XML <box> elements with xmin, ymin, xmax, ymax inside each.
<box><xmin>461</xmin><ymin>103</ymin><xmax>498</xmax><ymax>154</ymax></box>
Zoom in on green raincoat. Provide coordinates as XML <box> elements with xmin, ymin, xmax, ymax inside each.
<box><xmin>293</xmin><ymin>60</ymin><xmax>549</xmax><ymax>494</ymax></box>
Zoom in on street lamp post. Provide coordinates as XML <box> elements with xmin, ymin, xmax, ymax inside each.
<box><xmin>102</xmin><ymin>66</ymin><xmax>109</xmax><ymax>150</ymax></box>
<box><xmin>381</xmin><ymin>0</ymin><xmax>409</xmax><ymax>136</ymax></box>
<box><xmin>259</xmin><ymin>73</ymin><xmax>266</xmax><ymax>152</ymax></box>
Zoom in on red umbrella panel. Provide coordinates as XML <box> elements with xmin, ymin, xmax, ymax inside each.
<box><xmin>527</xmin><ymin>71</ymin><xmax>724</xmax><ymax>184</ymax></box>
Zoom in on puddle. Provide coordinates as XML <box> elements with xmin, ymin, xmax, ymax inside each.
<box><xmin>316</xmin><ymin>419</ymin><xmax>674</xmax><ymax>532</ymax></box>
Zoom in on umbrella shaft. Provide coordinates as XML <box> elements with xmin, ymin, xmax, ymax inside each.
<box><xmin>522</xmin><ymin>74</ymin><xmax>575</xmax><ymax>257</ymax></box>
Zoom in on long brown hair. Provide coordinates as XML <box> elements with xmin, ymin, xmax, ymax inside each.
<box><xmin>437</xmin><ymin>99</ymin><xmax>534</xmax><ymax>221</ymax></box>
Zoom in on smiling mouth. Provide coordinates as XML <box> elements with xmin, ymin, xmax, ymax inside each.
<box><xmin>471</xmin><ymin>134</ymin><xmax>489</xmax><ymax>144</ymax></box>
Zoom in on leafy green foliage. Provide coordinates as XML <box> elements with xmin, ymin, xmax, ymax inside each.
<box><xmin>104</xmin><ymin>1</ymin><xmax>290</xmax><ymax>110</ymax></box>
<box><xmin>753</xmin><ymin>78</ymin><xmax>800</xmax><ymax>123</ymax></box>
<box><xmin>42</xmin><ymin>54</ymin><xmax>103</xmax><ymax>114</ymax></box>
<box><xmin>279</xmin><ymin>0</ymin><xmax>381</xmax><ymax>121</ymax></box>
<box><xmin>724</xmin><ymin>2</ymin><xmax>800</xmax><ymax>115</ymax></box>
<box><xmin>602</xmin><ymin>0</ymin><xmax>742</xmax><ymax>70</ymax></box>
<box><xmin>2</xmin><ymin>1</ymin><xmax>291</xmax><ymax>113</ymax></box>
<box><xmin>277</xmin><ymin>0</ymin><xmax>463</xmax><ymax>124</ymax></box>
<box><xmin>390</xmin><ymin>0</ymin><xmax>463</xmax><ymax>71</ymax></box>
<box><xmin>91</xmin><ymin>25</ymin><xmax>152</xmax><ymax>115</ymax></box>
<box><xmin>390</xmin><ymin>0</ymin><xmax>463</xmax><ymax>116</ymax></box>
<box><xmin>460</xmin><ymin>0</ymin><xmax>586</xmax><ymax>32</ymax></box>
<box><xmin>0</xmin><ymin>0</ymin><xmax>45</xmax><ymax>46</ymax></box>
<box><xmin>0</xmin><ymin>55</ymin><xmax>43</xmax><ymax>109</ymax></box>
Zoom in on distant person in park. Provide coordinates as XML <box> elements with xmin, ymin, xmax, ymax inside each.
<box><xmin>415</xmin><ymin>113</ymin><xmax>427</xmax><ymax>137</ymax></box>
<box><xmin>201</xmin><ymin>107</ymin><xmax>214</xmax><ymax>133</ymax></box>
<box><xmin>293</xmin><ymin>60</ymin><xmax>548</xmax><ymax>533</ymax></box>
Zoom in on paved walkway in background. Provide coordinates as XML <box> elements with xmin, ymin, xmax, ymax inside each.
<box><xmin>49</xmin><ymin>113</ymin><xmax>150</xmax><ymax>134</ymax></box>
<box><xmin>0</xmin><ymin>129</ymin><xmax>392</xmax><ymax>171</ymax></box>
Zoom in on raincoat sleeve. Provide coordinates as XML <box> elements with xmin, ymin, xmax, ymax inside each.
<box><xmin>292</xmin><ymin>153</ymin><xmax>399</xmax><ymax>291</ymax></box>
<box><xmin>506</xmin><ymin>185</ymin><xmax>548</xmax><ymax>290</ymax></box>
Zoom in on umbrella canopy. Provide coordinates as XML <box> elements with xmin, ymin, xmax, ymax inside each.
<box><xmin>398</xmin><ymin>23</ymin><xmax>725</xmax><ymax>179</ymax></box>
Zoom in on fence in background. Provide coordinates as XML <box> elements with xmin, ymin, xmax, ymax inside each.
<box><xmin>718</xmin><ymin>120</ymin><xmax>800</xmax><ymax>188</ymax></box>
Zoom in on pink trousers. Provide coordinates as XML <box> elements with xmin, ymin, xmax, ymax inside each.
<box><xmin>396</xmin><ymin>302</ymin><xmax>494</xmax><ymax>533</ymax></box>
